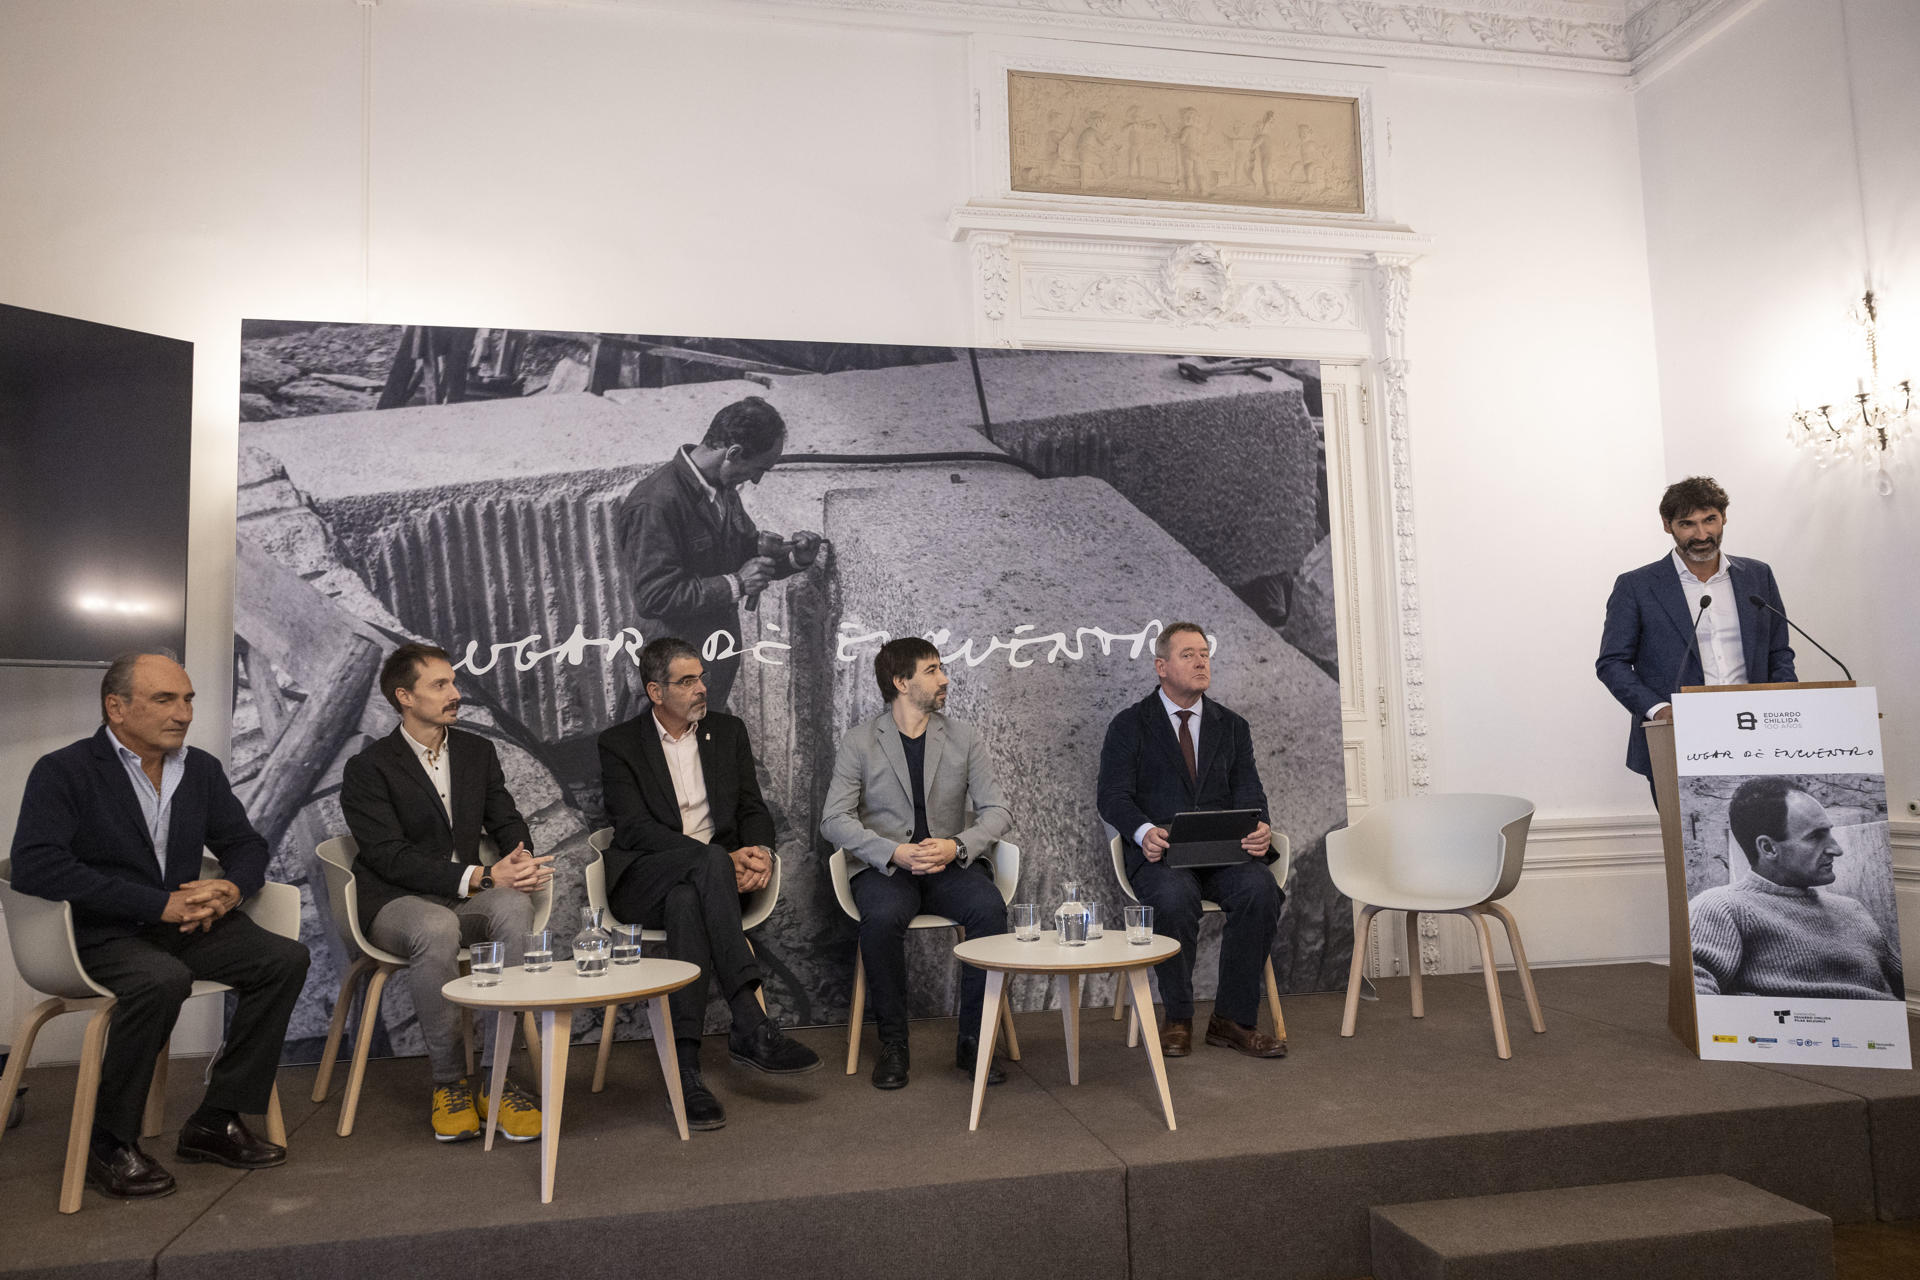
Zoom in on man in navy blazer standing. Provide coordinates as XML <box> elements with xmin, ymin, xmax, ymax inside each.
<box><xmin>9</xmin><ymin>652</ymin><xmax>310</xmax><ymax>1200</ymax></box>
<box><xmin>1097</xmin><ymin>622</ymin><xmax>1285</xmax><ymax>1059</ymax></box>
<box><xmin>1596</xmin><ymin>476</ymin><xmax>1796</xmax><ymax>795</ymax></box>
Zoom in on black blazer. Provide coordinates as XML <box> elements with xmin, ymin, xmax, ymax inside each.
<box><xmin>597</xmin><ymin>710</ymin><xmax>774</xmax><ymax>889</ymax></box>
<box><xmin>339</xmin><ymin>726</ymin><xmax>532</xmax><ymax>933</ymax></box>
<box><xmin>8</xmin><ymin>727</ymin><xmax>270</xmax><ymax>946</ymax></box>
<box><xmin>1096</xmin><ymin>688</ymin><xmax>1273</xmax><ymax>879</ymax></box>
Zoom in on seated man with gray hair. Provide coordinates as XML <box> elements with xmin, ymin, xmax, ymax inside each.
<box><xmin>1691</xmin><ymin>776</ymin><xmax>1904</xmax><ymax>1000</ymax></box>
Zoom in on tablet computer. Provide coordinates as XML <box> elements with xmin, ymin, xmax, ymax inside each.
<box><xmin>1164</xmin><ymin>809</ymin><xmax>1260</xmax><ymax>868</ymax></box>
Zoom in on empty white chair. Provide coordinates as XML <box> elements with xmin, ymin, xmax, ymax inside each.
<box><xmin>310</xmin><ymin>834</ymin><xmax>549</xmax><ymax>1134</ymax></box>
<box><xmin>0</xmin><ymin>854</ymin><xmax>297</xmax><ymax>1214</ymax></box>
<box><xmin>1327</xmin><ymin>793</ymin><xmax>1544</xmax><ymax>1058</ymax></box>
<box><xmin>1106</xmin><ymin>834</ymin><xmax>1292</xmax><ymax>1046</ymax></box>
<box><xmin>829</xmin><ymin>843</ymin><xmax>1024</xmax><ymax>1074</ymax></box>
<box><xmin>583</xmin><ymin>826</ymin><xmax>780</xmax><ymax>1091</ymax></box>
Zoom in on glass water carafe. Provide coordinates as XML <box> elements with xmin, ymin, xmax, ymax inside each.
<box><xmin>1055</xmin><ymin>880</ymin><xmax>1090</xmax><ymax>946</ymax></box>
<box><xmin>572</xmin><ymin>906</ymin><xmax>612</xmax><ymax>977</ymax></box>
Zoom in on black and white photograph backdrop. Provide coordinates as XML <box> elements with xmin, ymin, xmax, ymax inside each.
<box><xmin>233</xmin><ymin>323</ymin><xmax>1347</xmax><ymax>1062</ymax></box>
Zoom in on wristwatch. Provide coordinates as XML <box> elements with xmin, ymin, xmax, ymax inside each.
<box><xmin>953</xmin><ymin>837</ymin><xmax>969</xmax><ymax>863</ymax></box>
<box><xmin>477</xmin><ymin>870</ymin><xmax>495</xmax><ymax>891</ymax></box>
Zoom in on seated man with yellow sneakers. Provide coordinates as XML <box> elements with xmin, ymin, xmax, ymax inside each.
<box><xmin>340</xmin><ymin>644</ymin><xmax>554</xmax><ymax>1143</ymax></box>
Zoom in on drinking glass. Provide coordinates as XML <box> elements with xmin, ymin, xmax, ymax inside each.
<box><xmin>1125</xmin><ymin>904</ymin><xmax>1155</xmax><ymax>945</ymax></box>
<box><xmin>1010</xmin><ymin>903</ymin><xmax>1040</xmax><ymax>942</ymax></box>
<box><xmin>470</xmin><ymin>941</ymin><xmax>504</xmax><ymax>986</ymax></box>
<box><xmin>523</xmin><ymin>930</ymin><xmax>552</xmax><ymax>973</ymax></box>
<box><xmin>1085</xmin><ymin>902</ymin><xmax>1103</xmax><ymax>940</ymax></box>
<box><xmin>612</xmin><ymin>923</ymin><xmax>644</xmax><ymax>965</ymax></box>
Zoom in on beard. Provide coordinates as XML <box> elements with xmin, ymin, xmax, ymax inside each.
<box><xmin>1681</xmin><ymin>535</ymin><xmax>1719</xmax><ymax>563</ymax></box>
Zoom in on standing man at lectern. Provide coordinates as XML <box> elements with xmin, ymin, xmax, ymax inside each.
<box><xmin>1596</xmin><ymin>476</ymin><xmax>1797</xmax><ymax>797</ymax></box>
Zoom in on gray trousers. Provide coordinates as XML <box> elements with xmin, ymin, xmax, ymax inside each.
<box><xmin>369</xmin><ymin>888</ymin><xmax>537</xmax><ymax>1084</ymax></box>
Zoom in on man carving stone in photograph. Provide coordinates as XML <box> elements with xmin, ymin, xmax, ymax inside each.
<box><xmin>820</xmin><ymin>637</ymin><xmax>1014</xmax><ymax>1090</ymax></box>
<box><xmin>339</xmin><ymin>643</ymin><xmax>553</xmax><ymax>1144</ymax></box>
<box><xmin>614</xmin><ymin>395</ymin><xmax>822</xmax><ymax>713</ymax></box>
<box><xmin>1097</xmin><ymin>622</ymin><xmax>1286</xmax><ymax>1059</ymax></box>
<box><xmin>1596</xmin><ymin>475</ymin><xmax>1796</xmax><ymax>800</ymax></box>
<box><xmin>9</xmin><ymin>652</ymin><xmax>310</xmax><ymax>1199</ymax></box>
<box><xmin>1691</xmin><ymin>776</ymin><xmax>1903</xmax><ymax>1000</ymax></box>
<box><xmin>597</xmin><ymin>637</ymin><xmax>822</xmax><ymax>1132</ymax></box>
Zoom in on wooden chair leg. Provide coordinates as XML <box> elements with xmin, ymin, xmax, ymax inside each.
<box><xmin>142</xmin><ymin>1050</ymin><xmax>169</xmax><ymax>1139</ymax></box>
<box><xmin>1405</xmin><ymin>909</ymin><xmax>1425</xmax><ymax>1018</ymax></box>
<box><xmin>1341</xmin><ymin>904</ymin><xmax>1380</xmax><ymax>1037</ymax></box>
<box><xmin>1468</xmin><ymin>909</ymin><xmax>1513</xmax><ymax>1059</ymax></box>
<box><xmin>313</xmin><ymin>957</ymin><xmax>374</xmax><ymax>1103</ymax></box>
<box><xmin>845</xmin><ymin>952</ymin><xmax>866</xmax><ymax>1076</ymax></box>
<box><xmin>461</xmin><ymin>1009</ymin><xmax>476</xmax><ymax>1079</ymax></box>
<box><xmin>1262</xmin><ymin>960</ymin><xmax>1287</xmax><ymax>1043</ymax></box>
<box><xmin>746</xmin><ymin>939</ymin><xmax>769</xmax><ymax>1014</ymax></box>
<box><xmin>1112</xmin><ymin>971</ymin><xmax>1128</xmax><ymax>1021</ymax></box>
<box><xmin>521</xmin><ymin>1011</ymin><xmax>543</xmax><ymax>1092</ymax></box>
<box><xmin>264</xmin><ymin>1083</ymin><xmax>287</xmax><ymax>1147</ymax></box>
<box><xmin>592</xmin><ymin>1004</ymin><xmax>619</xmax><ymax>1093</ymax></box>
<box><xmin>338</xmin><ymin>968</ymin><xmax>391</xmax><ymax>1137</ymax></box>
<box><xmin>0</xmin><ymin>997</ymin><xmax>65</xmax><ymax>1162</ymax></box>
<box><xmin>61</xmin><ymin>1005</ymin><xmax>115</xmax><ymax>1214</ymax></box>
<box><xmin>999</xmin><ymin>987</ymin><xmax>1021</xmax><ymax>1061</ymax></box>
<box><xmin>1485</xmin><ymin>901</ymin><xmax>1546</xmax><ymax>1034</ymax></box>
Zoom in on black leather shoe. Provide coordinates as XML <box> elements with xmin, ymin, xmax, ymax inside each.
<box><xmin>729</xmin><ymin>1020</ymin><xmax>823</xmax><ymax>1075</ymax></box>
<box><xmin>679</xmin><ymin>1070</ymin><xmax>726</xmax><ymax>1131</ymax></box>
<box><xmin>175</xmin><ymin>1113</ymin><xmax>286</xmax><ymax>1169</ymax></box>
<box><xmin>86</xmin><ymin>1140</ymin><xmax>177</xmax><ymax>1199</ymax></box>
<box><xmin>871</xmin><ymin>1040</ymin><xmax>910</xmax><ymax>1090</ymax></box>
<box><xmin>955</xmin><ymin>1036</ymin><xmax>1006</xmax><ymax>1086</ymax></box>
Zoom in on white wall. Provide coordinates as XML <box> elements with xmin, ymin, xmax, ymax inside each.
<box><xmin>1</xmin><ymin>0</ymin><xmax>1694</xmax><ymax>1059</ymax></box>
<box><xmin>1634</xmin><ymin>0</ymin><xmax>1920</xmax><ymax>987</ymax></box>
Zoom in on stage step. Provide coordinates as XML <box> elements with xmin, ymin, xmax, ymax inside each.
<box><xmin>1368</xmin><ymin>1174</ymin><xmax>1834</xmax><ymax>1280</ymax></box>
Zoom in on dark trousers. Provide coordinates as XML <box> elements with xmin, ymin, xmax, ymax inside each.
<box><xmin>76</xmin><ymin>912</ymin><xmax>310</xmax><ymax>1144</ymax></box>
<box><xmin>1128</xmin><ymin>857</ymin><xmax>1281</xmax><ymax>1025</ymax></box>
<box><xmin>608</xmin><ymin>845</ymin><xmax>762</xmax><ymax>1049</ymax></box>
<box><xmin>850</xmin><ymin>858</ymin><xmax>1006</xmax><ymax>1045</ymax></box>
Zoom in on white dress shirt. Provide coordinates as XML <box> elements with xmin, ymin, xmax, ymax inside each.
<box><xmin>655</xmin><ymin>710</ymin><xmax>715</xmax><ymax>844</ymax></box>
<box><xmin>1646</xmin><ymin>550</ymin><xmax>1747</xmax><ymax>719</ymax></box>
<box><xmin>1133</xmin><ymin>689</ymin><xmax>1204</xmax><ymax>849</ymax></box>
<box><xmin>402</xmin><ymin>725</ymin><xmax>480</xmax><ymax>896</ymax></box>
<box><xmin>110</xmin><ymin>732</ymin><xmax>185</xmax><ymax>876</ymax></box>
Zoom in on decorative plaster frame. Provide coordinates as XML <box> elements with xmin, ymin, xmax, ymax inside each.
<box><xmin>972</xmin><ymin>38</ymin><xmax>1392</xmax><ymax>224</ymax></box>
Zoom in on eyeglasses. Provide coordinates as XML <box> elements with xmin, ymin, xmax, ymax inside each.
<box><xmin>662</xmin><ymin>674</ymin><xmax>705</xmax><ymax>690</ymax></box>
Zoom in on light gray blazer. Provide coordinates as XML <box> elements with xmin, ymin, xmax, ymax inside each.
<box><xmin>819</xmin><ymin>709</ymin><xmax>1013</xmax><ymax>876</ymax></box>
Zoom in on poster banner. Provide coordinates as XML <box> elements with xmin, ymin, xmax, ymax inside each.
<box><xmin>1674</xmin><ymin>686</ymin><xmax>1909</xmax><ymax>1068</ymax></box>
<box><xmin>233</xmin><ymin>324</ymin><xmax>1349</xmax><ymax>1062</ymax></box>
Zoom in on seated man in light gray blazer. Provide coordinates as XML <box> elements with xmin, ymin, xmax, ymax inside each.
<box><xmin>820</xmin><ymin>636</ymin><xmax>1014</xmax><ymax>1091</ymax></box>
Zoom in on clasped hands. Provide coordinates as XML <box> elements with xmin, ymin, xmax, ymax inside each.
<box><xmin>890</xmin><ymin>838</ymin><xmax>958</xmax><ymax>876</ymax></box>
<box><xmin>729</xmin><ymin>845</ymin><xmax>773</xmax><ymax>893</ymax></box>
<box><xmin>1139</xmin><ymin>820</ymin><xmax>1271</xmax><ymax>863</ymax></box>
<box><xmin>163</xmin><ymin>879</ymin><xmax>242</xmax><ymax>932</ymax></box>
<box><xmin>489</xmin><ymin>844</ymin><xmax>555</xmax><ymax>893</ymax></box>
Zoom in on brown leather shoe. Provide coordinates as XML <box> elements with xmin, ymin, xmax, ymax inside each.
<box><xmin>1206</xmin><ymin>1015</ymin><xmax>1287</xmax><ymax>1058</ymax></box>
<box><xmin>1160</xmin><ymin>1018</ymin><xmax>1192</xmax><ymax>1057</ymax></box>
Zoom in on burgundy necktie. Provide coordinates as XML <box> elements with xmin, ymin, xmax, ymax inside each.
<box><xmin>1176</xmin><ymin>709</ymin><xmax>1198</xmax><ymax>785</ymax></box>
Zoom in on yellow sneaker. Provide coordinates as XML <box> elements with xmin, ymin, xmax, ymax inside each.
<box><xmin>431</xmin><ymin>1079</ymin><xmax>480</xmax><ymax>1143</ymax></box>
<box><xmin>477</xmin><ymin>1077</ymin><xmax>542</xmax><ymax>1142</ymax></box>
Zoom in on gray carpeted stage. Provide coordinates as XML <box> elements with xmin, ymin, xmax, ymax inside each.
<box><xmin>3</xmin><ymin>963</ymin><xmax>1914</xmax><ymax>1280</ymax></box>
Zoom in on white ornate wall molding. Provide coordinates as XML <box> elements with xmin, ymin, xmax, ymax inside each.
<box><xmin>591</xmin><ymin>0</ymin><xmax>1761</xmax><ymax>77</ymax></box>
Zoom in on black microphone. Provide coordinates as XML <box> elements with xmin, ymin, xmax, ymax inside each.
<box><xmin>1747</xmin><ymin>594</ymin><xmax>1854</xmax><ymax>682</ymax></box>
<box><xmin>1672</xmin><ymin>593</ymin><xmax>1712</xmax><ymax>697</ymax></box>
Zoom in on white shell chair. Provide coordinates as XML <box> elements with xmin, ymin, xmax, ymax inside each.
<box><xmin>828</xmin><ymin>843</ymin><xmax>1024</xmax><ymax>1074</ymax></box>
<box><xmin>583</xmin><ymin>826</ymin><xmax>781</xmax><ymax>1091</ymax></box>
<box><xmin>0</xmin><ymin>854</ymin><xmax>298</xmax><ymax>1214</ymax></box>
<box><xmin>310</xmin><ymin>834</ymin><xmax>550</xmax><ymax>1135</ymax></box>
<box><xmin>1327</xmin><ymin>793</ymin><xmax>1544</xmax><ymax>1059</ymax></box>
<box><xmin>1106</xmin><ymin>834</ymin><xmax>1292</xmax><ymax>1047</ymax></box>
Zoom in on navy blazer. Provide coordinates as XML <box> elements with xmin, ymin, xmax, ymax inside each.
<box><xmin>339</xmin><ymin>726</ymin><xmax>533</xmax><ymax>933</ymax></box>
<box><xmin>1596</xmin><ymin>553</ymin><xmax>1796</xmax><ymax>777</ymax></box>
<box><xmin>597</xmin><ymin>710</ymin><xmax>775</xmax><ymax>889</ymax></box>
<box><xmin>1096</xmin><ymin>688</ymin><xmax>1273</xmax><ymax>878</ymax></box>
<box><xmin>8</xmin><ymin>727</ymin><xmax>269</xmax><ymax>946</ymax></box>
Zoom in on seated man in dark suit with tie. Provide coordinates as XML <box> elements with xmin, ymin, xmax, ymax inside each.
<box><xmin>1096</xmin><ymin>621</ymin><xmax>1285</xmax><ymax>1059</ymax></box>
<box><xmin>598</xmin><ymin>637</ymin><xmax>821</xmax><ymax>1132</ymax></box>
<box><xmin>1596</xmin><ymin>476</ymin><xmax>1796</xmax><ymax>800</ymax></box>
<box><xmin>340</xmin><ymin>643</ymin><xmax>554</xmax><ymax>1145</ymax></box>
<box><xmin>10</xmin><ymin>652</ymin><xmax>311</xmax><ymax>1199</ymax></box>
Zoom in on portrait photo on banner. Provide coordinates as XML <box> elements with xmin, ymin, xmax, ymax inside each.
<box><xmin>232</xmin><ymin>323</ymin><xmax>1347</xmax><ymax>1064</ymax></box>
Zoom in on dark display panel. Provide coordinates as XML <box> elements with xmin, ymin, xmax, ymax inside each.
<box><xmin>0</xmin><ymin>303</ymin><xmax>192</xmax><ymax>665</ymax></box>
